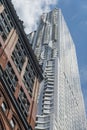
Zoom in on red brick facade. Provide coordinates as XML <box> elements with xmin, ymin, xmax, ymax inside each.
<box><xmin>0</xmin><ymin>1</ymin><xmax>43</xmax><ymax>129</ymax></box>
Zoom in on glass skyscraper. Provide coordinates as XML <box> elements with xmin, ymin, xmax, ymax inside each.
<box><xmin>28</xmin><ymin>8</ymin><xmax>87</xmax><ymax>130</ymax></box>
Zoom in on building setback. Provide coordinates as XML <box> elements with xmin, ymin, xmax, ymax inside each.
<box><xmin>28</xmin><ymin>9</ymin><xmax>87</xmax><ymax>130</ymax></box>
<box><xmin>0</xmin><ymin>0</ymin><xmax>43</xmax><ymax>130</ymax></box>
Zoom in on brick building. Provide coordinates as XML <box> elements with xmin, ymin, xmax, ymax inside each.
<box><xmin>0</xmin><ymin>0</ymin><xmax>43</xmax><ymax>129</ymax></box>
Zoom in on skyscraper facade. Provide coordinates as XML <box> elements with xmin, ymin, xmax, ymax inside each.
<box><xmin>0</xmin><ymin>0</ymin><xmax>43</xmax><ymax>130</ymax></box>
<box><xmin>28</xmin><ymin>9</ymin><xmax>87</xmax><ymax>130</ymax></box>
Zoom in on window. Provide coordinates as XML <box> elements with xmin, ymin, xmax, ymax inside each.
<box><xmin>1</xmin><ymin>13</ymin><xmax>4</xmax><ymax>19</ymax></box>
<box><xmin>0</xmin><ymin>121</ymin><xmax>4</xmax><ymax>130</ymax></box>
<box><xmin>1</xmin><ymin>102</ymin><xmax>7</xmax><ymax>112</ymax></box>
<box><xmin>0</xmin><ymin>24</ymin><xmax>3</xmax><ymax>32</ymax></box>
<box><xmin>18</xmin><ymin>88</ymin><xmax>30</xmax><ymax>117</ymax></box>
<box><xmin>10</xmin><ymin>118</ymin><xmax>15</xmax><ymax>129</ymax></box>
<box><xmin>5</xmin><ymin>62</ymin><xmax>18</xmax><ymax>92</ymax></box>
<box><xmin>52</xmin><ymin>24</ymin><xmax>58</xmax><ymax>41</ymax></box>
<box><xmin>28</xmin><ymin>73</ymin><xmax>31</xmax><ymax>78</ymax></box>
<box><xmin>22</xmin><ymin>61</ymin><xmax>35</xmax><ymax>97</ymax></box>
<box><xmin>44</xmin><ymin>25</ymin><xmax>50</xmax><ymax>43</ymax></box>
<box><xmin>53</xmin><ymin>11</ymin><xmax>58</xmax><ymax>24</ymax></box>
<box><xmin>0</xmin><ymin>8</ymin><xmax>13</xmax><ymax>41</ymax></box>
<box><xmin>0</xmin><ymin>43</ymin><xmax>2</xmax><ymax>48</ymax></box>
<box><xmin>2</xmin><ymin>33</ymin><xmax>7</xmax><ymax>41</ymax></box>
<box><xmin>11</xmin><ymin>40</ymin><xmax>26</xmax><ymax>73</ymax></box>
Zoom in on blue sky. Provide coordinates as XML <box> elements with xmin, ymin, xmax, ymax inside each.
<box><xmin>12</xmin><ymin>0</ymin><xmax>87</xmax><ymax>115</ymax></box>
<box><xmin>58</xmin><ymin>0</ymin><xmax>87</xmax><ymax>115</ymax></box>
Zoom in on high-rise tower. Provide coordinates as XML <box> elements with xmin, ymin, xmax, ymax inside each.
<box><xmin>28</xmin><ymin>9</ymin><xmax>87</xmax><ymax>130</ymax></box>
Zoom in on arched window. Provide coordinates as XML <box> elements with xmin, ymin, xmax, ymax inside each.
<box><xmin>0</xmin><ymin>90</ymin><xmax>10</xmax><ymax>115</ymax></box>
<box><xmin>1</xmin><ymin>101</ymin><xmax>7</xmax><ymax>112</ymax></box>
<box><xmin>10</xmin><ymin>117</ymin><xmax>16</xmax><ymax>129</ymax></box>
<box><xmin>9</xmin><ymin>115</ymin><xmax>22</xmax><ymax>130</ymax></box>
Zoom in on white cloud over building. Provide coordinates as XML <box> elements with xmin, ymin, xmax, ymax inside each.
<box><xmin>12</xmin><ymin>0</ymin><xmax>57</xmax><ymax>33</ymax></box>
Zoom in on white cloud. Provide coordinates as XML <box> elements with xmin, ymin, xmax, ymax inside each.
<box><xmin>12</xmin><ymin>0</ymin><xmax>58</xmax><ymax>33</ymax></box>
